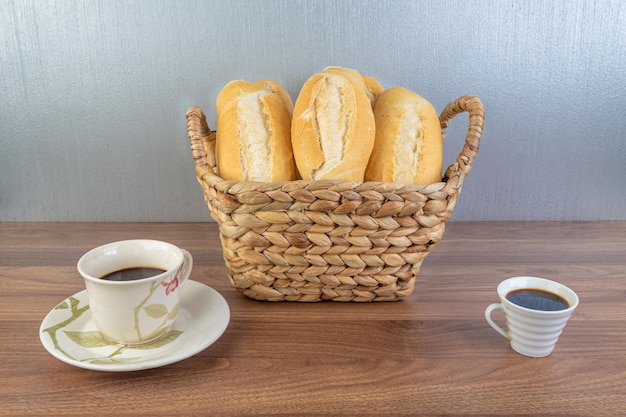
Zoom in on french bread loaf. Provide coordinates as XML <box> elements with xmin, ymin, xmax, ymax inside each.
<box><xmin>363</xmin><ymin>75</ymin><xmax>384</xmax><ymax>107</ymax></box>
<box><xmin>364</xmin><ymin>87</ymin><xmax>443</xmax><ymax>184</ymax></box>
<box><xmin>215</xmin><ymin>80</ymin><xmax>297</xmax><ymax>182</ymax></box>
<box><xmin>291</xmin><ymin>66</ymin><xmax>375</xmax><ymax>181</ymax></box>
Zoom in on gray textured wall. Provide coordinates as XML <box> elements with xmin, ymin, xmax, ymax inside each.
<box><xmin>1</xmin><ymin>0</ymin><xmax>625</xmax><ymax>222</ymax></box>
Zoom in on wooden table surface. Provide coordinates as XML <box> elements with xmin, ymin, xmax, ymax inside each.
<box><xmin>1</xmin><ymin>221</ymin><xmax>625</xmax><ymax>416</ymax></box>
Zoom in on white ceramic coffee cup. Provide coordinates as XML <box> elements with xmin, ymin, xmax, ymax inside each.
<box><xmin>77</xmin><ymin>239</ymin><xmax>193</xmax><ymax>345</ymax></box>
<box><xmin>485</xmin><ymin>276</ymin><xmax>579</xmax><ymax>358</ymax></box>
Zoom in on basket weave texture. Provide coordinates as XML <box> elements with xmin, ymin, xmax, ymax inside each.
<box><xmin>186</xmin><ymin>95</ymin><xmax>484</xmax><ymax>302</ymax></box>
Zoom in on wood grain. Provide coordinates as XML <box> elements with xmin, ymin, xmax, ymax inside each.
<box><xmin>1</xmin><ymin>222</ymin><xmax>625</xmax><ymax>416</ymax></box>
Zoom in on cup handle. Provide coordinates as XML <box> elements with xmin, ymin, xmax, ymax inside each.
<box><xmin>178</xmin><ymin>249</ymin><xmax>193</xmax><ymax>288</ymax></box>
<box><xmin>485</xmin><ymin>303</ymin><xmax>510</xmax><ymax>340</ymax></box>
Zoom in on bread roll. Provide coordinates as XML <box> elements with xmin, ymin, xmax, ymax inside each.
<box><xmin>291</xmin><ymin>67</ymin><xmax>375</xmax><ymax>181</ymax></box>
<box><xmin>362</xmin><ymin>75</ymin><xmax>384</xmax><ymax>107</ymax></box>
<box><xmin>365</xmin><ymin>87</ymin><xmax>443</xmax><ymax>184</ymax></box>
<box><xmin>216</xmin><ymin>80</ymin><xmax>297</xmax><ymax>182</ymax></box>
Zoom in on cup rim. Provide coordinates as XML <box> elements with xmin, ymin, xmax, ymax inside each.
<box><xmin>497</xmin><ymin>276</ymin><xmax>579</xmax><ymax>314</ymax></box>
<box><xmin>77</xmin><ymin>239</ymin><xmax>183</xmax><ymax>285</ymax></box>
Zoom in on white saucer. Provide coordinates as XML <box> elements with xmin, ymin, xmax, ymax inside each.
<box><xmin>39</xmin><ymin>280</ymin><xmax>230</xmax><ymax>372</ymax></box>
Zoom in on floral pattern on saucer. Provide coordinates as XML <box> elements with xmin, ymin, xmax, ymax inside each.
<box><xmin>39</xmin><ymin>280</ymin><xmax>230</xmax><ymax>372</ymax></box>
<box><xmin>40</xmin><ymin>295</ymin><xmax>182</xmax><ymax>366</ymax></box>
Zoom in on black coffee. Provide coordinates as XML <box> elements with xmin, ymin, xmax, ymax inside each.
<box><xmin>100</xmin><ymin>267</ymin><xmax>165</xmax><ymax>282</ymax></box>
<box><xmin>506</xmin><ymin>288</ymin><xmax>569</xmax><ymax>311</ymax></box>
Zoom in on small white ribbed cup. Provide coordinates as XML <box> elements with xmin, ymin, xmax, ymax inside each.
<box><xmin>485</xmin><ymin>277</ymin><xmax>579</xmax><ymax>357</ymax></box>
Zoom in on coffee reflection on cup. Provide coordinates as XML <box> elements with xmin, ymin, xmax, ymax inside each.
<box><xmin>485</xmin><ymin>276</ymin><xmax>579</xmax><ymax>357</ymax></box>
<box><xmin>77</xmin><ymin>240</ymin><xmax>193</xmax><ymax>345</ymax></box>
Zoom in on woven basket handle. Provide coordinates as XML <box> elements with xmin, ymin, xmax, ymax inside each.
<box><xmin>439</xmin><ymin>95</ymin><xmax>485</xmax><ymax>174</ymax></box>
<box><xmin>186</xmin><ymin>106</ymin><xmax>217</xmax><ymax>175</ymax></box>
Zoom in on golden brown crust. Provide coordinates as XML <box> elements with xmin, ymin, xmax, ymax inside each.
<box><xmin>365</xmin><ymin>87</ymin><xmax>443</xmax><ymax>184</ymax></box>
<box><xmin>216</xmin><ymin>80</ymin><xmax>293</xmax><ymax>116</ymax></box>
<box><xmin>215</xmin><ymin>80</ymin><xmax>296</xmax><ymax>182</ymax></box>
<box><xmin>362</xmin><ymin>75</ymin><xmax>384</xmax><ymax>108</ymax></box>
<box><xmin>291</xmin><ymin>67</ymin><xmax>375</xmax><ymax>181</ymax></box>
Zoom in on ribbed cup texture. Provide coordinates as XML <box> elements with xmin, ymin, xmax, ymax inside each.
<box><xmin>506</xmin><ymin>302</ymin><xmax>575</xmax><ymax>357</ymax></box>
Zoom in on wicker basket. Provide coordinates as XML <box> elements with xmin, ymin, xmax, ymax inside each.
<box><xmin>186</xmin><ymin>95</ymin><xmax>484</xmax><ymax>302</ymax></box>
